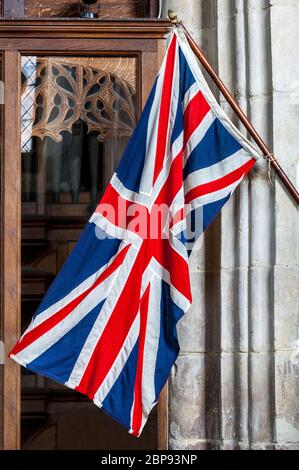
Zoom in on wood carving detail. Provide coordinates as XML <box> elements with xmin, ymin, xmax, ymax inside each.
<box><xmin>21</xmin><ymin>56</ymin><xmax>137</xmax><ymax>150</ymax></box>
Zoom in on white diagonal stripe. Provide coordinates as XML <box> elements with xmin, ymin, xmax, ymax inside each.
<box><xmin>66</xmin><ymin>243</ymin><xmax>140</xmax><ymax>389</ymax></box>
<box><xmin>185</xmin><ymin>174</ymin><xmax>245</xmax><ymax>215</ymax></box>
<box><xmin>90</xmin><ymin>211</ymin><xmax>142</xmax><ymax>246</ymax></box>
<box><xmin>82</xmin><ymin>262</ymin><xmax>158</xmax><ymax>404</ymax></box>
<box><xmin>140</xmin><ymin>35</ymin><xmax>180</xmax><ymax>197</ymax></box>
<box><xmin>13</xmin><ymin>266</ymin><xmax>120</xmax><ymax>365</ymax></box>
<box><xmin>93</xmin><ymin>313</ymin><xmax>140</xmax><ymax>406</ymax></box>
<box><xmin>110</xmin><ymin>174</ymin><xmax>151</xmax><ymax>209</ymax></box>
<box><xmin>175</xmin><ymin>28</ymin><xmax>261</xmax><ymax>160</ymax></box>
<box><xmin>183</xmin><ymin>81</ymin><xmax>200</xmax><ymax>112</ymax></box>
<box><xmin>184</xmin><ymin>109</ymin><xmax>216</xmax><ymax>165</ymax></box>
<box><xmin>138</xmin><ymin>275</ymin><xmax>161</xmax><ymax>431</ymax></box>
<box><xmin>149</xmin><ymin>257</ymin><xmax>191</xmax><ymax>313</ymax></box>
<box><xmin>184</xmin><ymin>148</ymin><xmax>253</xmax><ymax>193</ymax></box>
<box><xmin>24</xmin><ymin>235</ymin><xmax>123</xmax><ymax>335</ymax></box>
<box><xmin>139</xmin><ymin>45</ymin><xmax>168</xmax><ymax>196</ymax></box>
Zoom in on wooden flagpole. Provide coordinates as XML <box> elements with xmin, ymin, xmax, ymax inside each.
<box><xmin>168</xmin><ymin>10</ymin><xmax>299</xmax><ymax>206</ymax></box>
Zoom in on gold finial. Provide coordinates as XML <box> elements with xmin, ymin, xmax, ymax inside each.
<box><xmin>168</xmin><ymin>9</ymin><xmax>179</xmax><ymax>25</ymax></box>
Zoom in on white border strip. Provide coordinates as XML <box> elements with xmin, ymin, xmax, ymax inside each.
<box><xmin>174</xmin><ymin>28</ymin><xmax>262</xmax><ymax>161</ymax></box>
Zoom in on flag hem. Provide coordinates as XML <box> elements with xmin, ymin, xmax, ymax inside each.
<box><xmin>9</xmin><ymin>352</ymin><xmax>138</xmax><ymax>436</ymax></box>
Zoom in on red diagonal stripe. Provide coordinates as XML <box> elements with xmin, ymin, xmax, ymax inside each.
<box><xmin>152</xmin><ymin>239</ymin><xmax>192</xmax><ymax>303</ymax></box>
<box><xmin>185</xmin><ymin>159</ymin><xmax>255</xmax><ymax>204</ymax></box>
<box><xmin>155</xmin><ymin>149</ymin><xmax>183</xmax><ymax>208</ymax></box>
<box><xmin>10</xmin><ymin>244</ymin><xmax>131</xmax><ymax>356</ymax></box>
<box><xmin>184</xmin><ymin>90</ymin><xmax>210</xmax><ymax>146</ymax></box>
<box><xmin>96</xmin><ymin>184</ymin><xmax>150</xmax><ymax>238</ymax></box>
<box><xmin>76</xmin><ymin>243</ymin><xmax>151</xmax><ymax>399</ymax></box>
<box><xmin>153</xmin><ymin>34</ymin><xmax>177</xmax><ymax>185</ymax></box>
<box><xmin>170</xmin><ymin>208</ymin><xmax>185</xmax><ymax>229</ymax></box>
<box><xmin>96</xmin><ymin>183</ymin><xmax>130</xmax><ymax>230</ymax></box>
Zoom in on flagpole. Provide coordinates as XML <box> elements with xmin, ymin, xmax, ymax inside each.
<box><xmin>168</xmin><ymin>10</ymin><xmax>299</xmax><ymax>207</ymax></box>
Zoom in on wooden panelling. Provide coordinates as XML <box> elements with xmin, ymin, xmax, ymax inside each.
<box><xmin>0</xmin><ymin>0</ymin><xmax>159</xmax><ymax>19</ymax></box>
<box><xmin>24</xmin><ymin>0</ymin><xmax>159</xmax><ymax>18</ymax></box>
<box><xmin>158</xmin><ymin>384</ymin><xmax>169</xmax><ymax>450</ymax></box>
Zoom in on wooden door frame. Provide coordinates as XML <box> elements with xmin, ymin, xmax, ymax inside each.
<box><xmin>0</xmin><ymin>18</ymin><xmax>171</xmax><ymax>450</ymax></box>
<box><xmin>1</xmin><ymin>48</ymin><xmax>22</xmax><ymax>451</ymax></box>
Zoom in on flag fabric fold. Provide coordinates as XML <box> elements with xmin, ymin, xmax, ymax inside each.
<box><xmin>10</xmin><ymin>27</ymin><xmax>261</xmax><ymax>437</ymax></box>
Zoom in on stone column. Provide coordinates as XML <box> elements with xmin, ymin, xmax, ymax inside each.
<box><xmin>163</xmin><ymin>0</ymin><xmax>299</xmax><ymax>450</ymax></box>
<box><xmin>270</xmin><ymin>0</ymin><xmax>299</xmax><ymax>450</ymax></box>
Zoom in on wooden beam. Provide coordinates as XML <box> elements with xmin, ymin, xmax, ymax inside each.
<box><xmin>0</xmin><ymin>18</ymin><xmax>171</xmax><ymax>39</ymax></box>
<box><xmin>1</xmin><ymin>50</ymin><xmax>21</xmax><ymax>450</ymax></box>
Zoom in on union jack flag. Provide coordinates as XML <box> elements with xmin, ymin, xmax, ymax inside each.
<box><xmin>10</xmin><ymin>29</ymin><xmax>260</xmax><ymax>436</ymax></box>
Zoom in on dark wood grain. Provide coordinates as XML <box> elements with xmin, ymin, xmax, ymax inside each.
<box><xmin>148</xmin><ymin>0</ymin><xmax>159</xmax><ymax>18</ymax></box>
<box><xmin>158</xmin><ymin>383</ymin><xmax>169</xmax><ymax>450</ymax></box>
<box><xmin>1</xmin><ymin>1</ymin><xmax>161</xmax><ymax>19</ymax></box>
<box><xmin>24</xmin><ymin>0</ymin><xmax>159</xmax><ymax>19</ymax></box>
<box><xmin>1</xmin><ymin>50</ymin><xmax>21</xmax><ymax>450</ymax></box>
<box><xmin>0</xmin><ymin>18</ymin><xmax>171</xmax><ymax>38</ymax></box>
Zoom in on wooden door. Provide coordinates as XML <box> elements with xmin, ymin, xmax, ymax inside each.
<box><xmin>0</xmin><ymin>19</ymin><xmax>170</xmax><ymax>450</ymax></box>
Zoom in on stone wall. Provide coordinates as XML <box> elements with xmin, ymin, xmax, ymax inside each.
<box><xmin>163</xmin><ymin>0</ymin><xmax>299</xmax><ymax>450</ymax></box>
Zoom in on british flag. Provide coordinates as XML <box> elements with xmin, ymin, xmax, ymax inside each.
<box><xmin>10</xmin><ymin>28</ymin><xmax>260</xmax><ymax>436</ymax></box>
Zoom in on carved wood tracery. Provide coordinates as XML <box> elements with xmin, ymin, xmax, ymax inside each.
<box><xmin>21</xmin><ymin>56</ymin><xmax>137</xmax><ymax>151</ymax></box>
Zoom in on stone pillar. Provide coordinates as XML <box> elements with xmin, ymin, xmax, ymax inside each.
<box><xmin>163</xmin><ymin>0</ymin><xmax>299</xmax><ymax>450</ymax></box>
<box><xmin>270</xmin><ymin>0</ymin><xmax>299</xmax><ymax>450</ymax></box>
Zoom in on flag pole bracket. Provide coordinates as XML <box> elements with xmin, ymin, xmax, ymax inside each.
<box><xmin>168</xmin><ymin>9</ymin><xmax>180</xmax><ymax>25</ymax></box>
